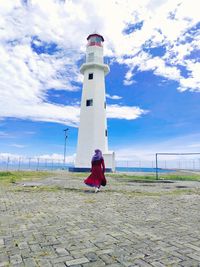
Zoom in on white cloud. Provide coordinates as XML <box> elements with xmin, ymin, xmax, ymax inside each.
<box><xmin>0</xmin><ymin>152</ymin><xmax>22</xmax><ymax>160</ymax></box>
<box><xmin>123</xmin><ymin>79</ymin><xmax>135</xmax><ymax>86</ymax></box>
<box><xmin>9</xmin><ymin>144</ymin><xmax>27</xmax><ymax>148</ymax></box>
<box><xmin>107</xmin><ymin>105</ymin><xmax>148</xmax><ymax>120</ymax></box>
<box><xmin>0</xmin><ymin>152</ymin><xmax>75</xmax><ymax>163</ymax></box>
<box><xmin>37</xmin><ymin>153</ymin><xmax>75</xmax><ymax>163</ymax></box>
<box><xmin>0</xmin><ymin>0</ymin><xmax>199</xmax><ymax>127</ymax></box>
<box><xmin>112</xmin><ymin>0</ymin><xmax>200</xmax><ymax>90</ymax></box>
<box><xmin>106</xmin><ymin>94</ymin><xmax>122</xmax><ymax>100</ymax></box>
<box><xmin>123</xmin><ymin>52</ymin><xmax>181</xmax><ymax>82</ymax></box>
<box><xmin>0</xmin><ymin>101</ymin><xmax>146</xmax><ymax>126</ymax></box>
<box><xmin>179</xmin><ymin>62</ymin><xmax>200</xmax><ymax>92</ymax></box>
<box><xmin>115</xmin><ymin>133</ymin><xmax>200</xmax><ymax>162</ymax></box>
<box><xmin>0</xmin><ymin>101</ymin><xmax>81</xmax><ymax>127</ymax></box>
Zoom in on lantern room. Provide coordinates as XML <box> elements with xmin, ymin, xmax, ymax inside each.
<box><xmin>87</xmin><ymin>33</ymin><xmax>104</xmax><ymax>47</ymax></box>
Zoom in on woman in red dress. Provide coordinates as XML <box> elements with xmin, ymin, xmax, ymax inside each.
<box><xmin>84</xmin><ymin>149</ymin><xmax>107</xmax><ymax>193</ymax></box>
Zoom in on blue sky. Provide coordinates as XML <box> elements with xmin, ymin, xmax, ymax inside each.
<box><xmin>0</xmin><ymin>0</ymin><xmax>200</xmax><ymax>162</ymax></box>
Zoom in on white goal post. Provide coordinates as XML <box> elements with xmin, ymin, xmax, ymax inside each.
<box><xmin>155</xmin><ymin>152</ymin><xmax>200</xmax><ymax>179</ymax></box>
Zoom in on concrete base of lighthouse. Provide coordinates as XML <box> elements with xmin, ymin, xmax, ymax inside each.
<box><xmin>103</xmin><ymin>151</ymin><xmax>115</xmax><ymax>171</ymax></box>
<box><xmin>69</xmin><ymin>151</ymin><xmax>115</xmax><ymax>173</ymax></box>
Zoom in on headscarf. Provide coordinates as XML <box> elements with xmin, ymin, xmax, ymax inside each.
<box><xmin>92</xmin><ymin>149</ymin><xmax>103</xmax><ymax>162</ymax></box>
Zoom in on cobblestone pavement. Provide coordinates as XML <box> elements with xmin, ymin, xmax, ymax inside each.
<box><xmin>0</xmin><ymin>173</ymin><xmax>200</xmax><ymax>267</ymax></box>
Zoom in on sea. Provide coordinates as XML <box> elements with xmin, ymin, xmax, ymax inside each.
<box><xmin>115</xmin><ymin>167</ymin><xmax>173</xmax><ymax>173</ymax></box>
<box><xmin>0</xmin><ymin>163</ymin><xmax>173</xmax><ymax>173</ymax></box>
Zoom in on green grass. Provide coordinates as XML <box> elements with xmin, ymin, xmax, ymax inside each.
<box><xmin>65</xmin><ymin>171</ymin><xmax>200</xmax><ymax>181</ymax></box>
<box><xmin>11</xmin><ymin>184</ymin><xmax>200</xmax><ymax>197</ymax></box>
<box><xmin>159</xmin><ymin>173</ymin><xmax>200</xmax><ymax>181</ymax></box>
<box><xmin>0</xmin><ymin>171</ymin><xmax>55</xmax><ymax>184</ymax></box>
<box><xmin>113</xmin><ymin>172</ymin><xmax>200</xmax><ymax>181</ymax></box>
<box><xmin>1</xmin><ymin>170</ymin><xmax>200</xmax><ymax>186</ymax></box>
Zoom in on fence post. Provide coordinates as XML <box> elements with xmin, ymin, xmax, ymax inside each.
<box><xmin>37</xmin><ymin>158</ymin><xmax>39</xmax><ymax>171</ymax></box>
<box><xmin>6</xmin><ymin>157</ymin><xmax>10</xmax><ymax>171</ymax></box>
<box><xmin>155</xmin><ymin>153</ymin><xmax>158</xmax><ymax>180</ymax></box>
<box><xmin>28</xmin><ymin>158</ymin><xmax>31</xmax><ymax>169</ymax></box>
<box><xmin>18</xmin><ymin>157</ymin><xmax>21</xmax><ymax>171</ymax></box>
<box><xmin>193</xmin><ymin>160</ymin><xmax>195</xmax><ymax>170</ymax></box>
<box><xmin>51</xmin><ymin>160</ymin><xmax>54</xmax><ymax>171</ymax></box>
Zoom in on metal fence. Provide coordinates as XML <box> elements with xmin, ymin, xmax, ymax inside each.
<box><xmin>1</xmin><ymin>156</ymin><xmax>200</xmax><ymax>172</ymax></box>
<box><xmin>116</xmin><ymin>159</ymin><xmax>200</xmax><ymax>170</ymax></box>
<box><xmin>0</xmin><ymin>156</ymin><xmax>72</xmax><ymax>171</ymax></box>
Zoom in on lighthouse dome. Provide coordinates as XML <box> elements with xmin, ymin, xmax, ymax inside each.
<box><xmin>87</xmin><ymin>33</ymin><xmax>104</xmax><ymax>47</ymax></box>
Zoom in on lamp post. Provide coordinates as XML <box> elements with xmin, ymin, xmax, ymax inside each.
<box><xmin>63</xmin><ymin>128</ymin><xmax>69</xmax><ymax>166</ymax></box>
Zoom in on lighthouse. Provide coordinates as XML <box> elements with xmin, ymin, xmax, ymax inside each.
<box><xmin>74</xmin><ymin>33</ymin><xmax>115</xmax><ymax>172</ymax></box>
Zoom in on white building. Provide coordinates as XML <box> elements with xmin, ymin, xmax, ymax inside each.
<box><xmin>74</xmin><ymin>33</ymin><xmax>115</xmax><ymax>171</ymax></box>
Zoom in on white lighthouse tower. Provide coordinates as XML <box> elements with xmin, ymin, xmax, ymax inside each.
<box><xmin>74</xmin><ymin>33</ymin><xmax>115</xmax><ymax>171</ymax></box>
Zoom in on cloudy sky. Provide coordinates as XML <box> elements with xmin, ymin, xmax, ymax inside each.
<box><xmin>0</xmin><ymin>0</ymin><xmax>200</xmax><ymax>163</ymax></box>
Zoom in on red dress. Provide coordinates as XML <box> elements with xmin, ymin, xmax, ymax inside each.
<box><xmin>84</xmin><ymin>159</ymin><xmax>106</xmax><ymax>188</ymax></box>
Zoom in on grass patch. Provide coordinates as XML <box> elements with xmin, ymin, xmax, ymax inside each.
<box><xmin>1</xmin><ymin>170</ymin><xmax>200</xmax><ymax>187</ymax></box>
<box><xmin>159</xmin><ymin>174</ymin><xmax>200</xmax><ymax>181</ymax></box>
<box><xmin>11</xmin><ymin>183</ymin><xmax>200</xmax><ymax>198</ymax></box>
<box><xmin>84</xmin><ymin>199</ymin><xmax>96</xmax><ymax>204</ymax></box>
<box><xmin>0</xmin><ymin>171</ymin><xmax>55</xmax><ymax>184</ymax></box>
<box><xmin>11</xmin><ymin>185</ymin><xmax>85</xmax><ymax>194</ymax></box>
<box><xmin>106</xmin><ymin>188</ymin><xmax>200</xmax><ymax>197</ymax></box>
<box><xmin>12</xmin><ymin>185</ymin><xmax>61</xmax><ymax>192</ymax></box>
<box><xmin>68</xmin><ymin>172</ymin><xmax>90</xmax><ymax>178</ymax></box>
<box><xmin>107</xmin><ymin>172</ymin><xmax>200</xmax><ymax>182</ymax></box>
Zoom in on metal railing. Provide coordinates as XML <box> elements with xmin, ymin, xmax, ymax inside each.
<box><xmin>1</xmin><ymin>156</ymin><xmax>200</xmax><ymax>173</ymax></box>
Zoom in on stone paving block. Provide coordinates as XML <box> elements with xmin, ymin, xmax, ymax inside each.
<box><xmin>99</xmin><ymin>254</ymin><xmax>118</xmax><ymax>265</ymax></box>
<box><xmin>20</xmin><ymin>249</ymin><xmax>33</xmax><ymax>259</ymax></box>
<box><xmin>6</xmin><ymin>247</ymin><xmax>21</xmax><ymax>256</ymax></box>
<box><xmin>23</xmin><ymin>258</ymin><xmax>38</xmax><ymax>267</ymax></box>
<box><xmin>0</xmin><ymin>261</ymin><xmax>9</xmax><ymax>267</ymax></box>
<box><xmin>82</xmin><ymin>259</ymin><xmax>106</xmax><ymax>267</ymax></box>
<box><xmin>96</xmin><ymin>248</ymin><xmax>114</xmax><ymax>255</ymax></box>
<box><xmin>187</xmin><ymin>243</ymin><xmax>200</xmax><ymax>252</ymax></box>
<box><xmin>151</xmin><ymin>262</ymin><xmax>166</xmax><ymax>267</ymax></box>
<box><xmin>50</xmin><ymin>255</ymin><xmax>74</xmax><ymax>264</ymax></box>
<box><xmin>187</xmin><ymin>253</ymin><xmax>200</xmax><ymax>261</ymax></box>
<box><xmin>131</xmin><ymin>259</ymin><xmax>153</xmax><ymax>267</ymax></box>
<box><xmin>162</xmin><ymin>255</ymin><xmax>183</xmax><ymax>264</ymax></box>
<box><xmin>10</xmin><ymin>254</ymin><xmax>23</xmax><ymax>265</ymax></box>
<box><xmin>65</xmin><ymin>257</ymin><xmax>90</xmax><ymax>266</ymax></box>
<box><xmin>84</xmin><ymin>251</ymin><xmax>98</xmax><ymax>262</ymax></box>
<box><xmin>36</xmin><ymin>258</ymin><xmax>52</xmax><ymax>267</ymax></box>
<box><xmin>17</xmin><ymin>242</ymin><xmax>29</xmax><ymax>250</ymax></box>
<box><xmin>0</xmin><ymin>177</ymin><xmax>200</xmax><ymax>267</ymax></box>
<box><xmin>55</xmin><ymin>247</ymin><xmax>69</xmax><ymax>256</ymax></box>
<box><xmin>69</xmin><ymin>247</ymin><xmax>97</xmax><ymax>257</ymax></box>
<box><xmin>179</xmin><ymin>259</ymin><xmax>200</xmax><ymax>267</ymax></box>
<box><xmin>0</xmin><ymin>254</ymin><xmax>9</xmax><ymax>263</ymax></box>
<box><xmin>53</xmin><ymin>263</ymin><xmax>66</xmax><ymax>267</ymax></box>
<box><xmin>30</xmin><ymin>244</ymin><xmax>41</xmax><ymax>252</ymax></box>
<box><xmin>108</xmin><ymin>264</ymin><xmax>126</xmax><ymax>267</ymax></box>
<box><xmin>169</xmin><ymin>250</ymin><xmax>187</xmax><ymax>261</ymax></box>
<box><xmin>11</xmin><ymin>263</ymin><xmax>25</xmax><ymax>267</ymax></box>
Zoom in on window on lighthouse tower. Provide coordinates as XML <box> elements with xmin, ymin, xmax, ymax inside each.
<box><xmin>86</xmin><ymin>99</ymin><xmax>93</xmax><ymax>106</ymax></box>
<box><xmin>88</xmin><ymin>73</ymin><xmax>93</xmax><ymax>80</ymax></box>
